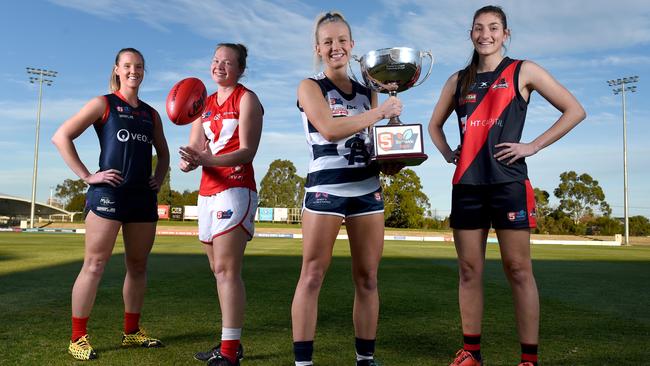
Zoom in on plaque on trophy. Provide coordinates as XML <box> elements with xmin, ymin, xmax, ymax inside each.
<box><xmin>350</xmin><ymin>47</ymin><xmax>433</xmax><ymax>166</ymax></box>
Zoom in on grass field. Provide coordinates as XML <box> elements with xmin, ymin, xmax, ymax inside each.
<box><xmin>1</xmin><ymin>232</ymin><xmax>649</xmax><ymax>365</ymax></box>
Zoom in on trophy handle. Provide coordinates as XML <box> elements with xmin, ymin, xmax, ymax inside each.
<box><xmin>413</xmin><ymin>50</ymin><xmax>434</xmax><ymax>88</ymax></box>
<box><xmin>348</xmin><ymin>55</ymin><xmax>365</xmax><ymax>87</ymax></box>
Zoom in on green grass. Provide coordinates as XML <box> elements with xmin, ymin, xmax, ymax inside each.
<box><xmin>0</xmin><ymin>233</ymin><xmax>649</xmax><ymax>365</ymax></box>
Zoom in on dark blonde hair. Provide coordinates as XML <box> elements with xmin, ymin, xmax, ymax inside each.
<box><xmin>460</xmin><ymin>5</ymin><xmax>509</xmax><ymax>98</ymax></box>
<box><xmin>215</xmin><ymin>43</ymin><xmax>248</xmax><ymax>78</ymax></box>
<box><xmin>312</xmin><ymin>11</ymin><xmax>352</xmax><ymax>69</ymax></box>
<box><xmin>109</xmin><ymin>48</ymin><xmax>145</xmax><ymax>93</ymax></box>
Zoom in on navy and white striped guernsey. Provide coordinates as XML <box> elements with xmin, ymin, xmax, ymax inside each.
<box><xmin>298</xmin><ymin>72</ymin><xmax>380</xmax><ymax>197</ymax></box>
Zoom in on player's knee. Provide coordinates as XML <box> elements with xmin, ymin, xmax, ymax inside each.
<box><xmin>458</xmin><ymin>261</ymin><xmax>482</xmax><ymax>284</ymax></box>
<box><xmin>126</xmin><ymin>260</ymin><xmax>148</xmax><ymax>277</ymax></box>
<box><xmin>213</xmin><ymin>264</ymin><xmax>240</xmax><ymax>284</ymax></box>
<box><xmin>504</xmin><ymin>262</ymin><xmax>533</xmax><ymax>285</ymax></box>
<box><xmin>353</xmin><ymin>270</ymin><xmax>378</xmax><ymax>292</ymax></box>
<box><xmin>84</xmin><ymin>257</ymin><xmax>108</xmax><ymax>277</ymax></box>
<box><xmin>299</xmin><ymin>267</ymin><xmax>326</xmax><ymax>292</ymax></box>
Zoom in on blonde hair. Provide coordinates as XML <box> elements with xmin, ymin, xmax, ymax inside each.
<box><xmin>109</xmin><ymin>48</ymin><xmax>145</xmax><ymax>93</ymax></box>
<box><xmin>312</xmin><ymin>11</ymin><xmax>352</xmax><ymax>70</ymax></box>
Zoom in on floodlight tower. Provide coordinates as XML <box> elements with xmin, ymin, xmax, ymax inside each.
<box><xmin>607</xmin><ymin>76</ymin><xmax>639</xmax><ymax>246</ymax></box>
<box><xmin>26</xmin><ymin>67</ymin><xmax>58</xmax><ymax>229</ymax></box>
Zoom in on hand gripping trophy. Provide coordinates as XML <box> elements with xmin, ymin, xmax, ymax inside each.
<box><xmin>350</xmin><ymin>47</ymin><xmax>433</xmax><ymax>166</ymax></box>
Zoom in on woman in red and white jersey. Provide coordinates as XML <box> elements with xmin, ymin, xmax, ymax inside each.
<box><xmin>179</xmin><ymin>43</ymin><xmax>263</xmax><ymax>366</ymax></box>
<box><xmin>428</xmin><ymin>5</ymin><xmax>586</xmax><ymax>366</ymax></box>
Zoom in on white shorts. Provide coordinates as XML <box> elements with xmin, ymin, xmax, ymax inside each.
<box><xmin>198</xmin><ymin>187</ymin><xmax>258</xmax><ymax>244</ymax></box>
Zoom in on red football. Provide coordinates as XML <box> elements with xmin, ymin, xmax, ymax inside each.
<box><xmin>166</xmin><ymin>77</ymin><xmax>207</xmax><ymax>125</ymax></box>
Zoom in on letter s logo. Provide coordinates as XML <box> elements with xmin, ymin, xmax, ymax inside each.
<box><xmin>378</xmin><ymin>133</ymin><xmax>393</xmax><ymax>151</ymax></box>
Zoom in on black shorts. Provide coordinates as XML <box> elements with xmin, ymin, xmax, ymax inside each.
<box><xmin>450</xmin><ymin>180</ymin><xmax>537</xmax><ymax>230</ymax></box>
<box><xmin>85</xmin><ymin>185</ymin><xmax>158</xmax><ymax>223</ymax></box>
<box><xmin>303</xmin><ymin>189</ymin><xmax>384</xmax><ymax>218</ymax></box>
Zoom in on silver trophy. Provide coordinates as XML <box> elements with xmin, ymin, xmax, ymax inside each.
<box><xmin>350</xmin><ymin>47</ymin><xmax>433</xmax><ymax>166</ymax></box>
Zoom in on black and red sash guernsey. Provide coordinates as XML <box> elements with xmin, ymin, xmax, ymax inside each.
<box><xmin>452</xmin><ymin>57</ymin><xmax>528</xmax><ymax>185</ymax></box>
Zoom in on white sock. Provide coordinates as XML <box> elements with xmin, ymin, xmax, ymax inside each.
<box><xmin>295</xmin><ymin>362</ymin><xmax>313</xmax><ymax>366</ymax></box>
<box><xmin>221</xmin><ymin>327</ymin><xmax>242</xmax><ymax>341</ymax></box>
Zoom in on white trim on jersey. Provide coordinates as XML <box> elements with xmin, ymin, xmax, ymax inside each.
<box><xmin>203</xmin><ymin>118</ymin><xmax>238</xmax><ymax>155</ymax></box>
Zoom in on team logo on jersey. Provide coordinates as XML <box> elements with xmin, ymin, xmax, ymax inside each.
<box><xmin>507</xmin><ymin>210</ymin><xmax>527</xmax><ymax>222</ymax></box>
<box><xmin>478</xmin><ymin>81</ymin><xmax>490</xmax><ymax>89</ymax></box>
<box><xmin>314</xmin><ymin>192</ymin><xmax>331</xmax><ymax>205</ymax></box>
<box><xmin>116</xmin><ymin>128</ymin><xmax>153</xmax><ymax>144</ymax></box>
<box><xmin>228</xmin><ymin>165</ymin><xmax>244</xmax><ymax>181</ymax></box>
<box><xmin>202</xmin><ymin>111</ymin><xmax>212</xmax><ymax>119</ymax></box>
<box><xmin>329</xmin><ymin>97</ymin><xmax>343</xmax><ymax>106</ymax></box>
<box><xmin>460</xmin><ymin>93</ymin><xmax>477</xmax><ymax>105</ymax></box>
<box><xmin>347</xmin><ymin>104</ymin><xmax>358</xmax><ymax>110</ymax></box>
<box><xmin>332</xmin><ymin>107</ymin><xmax>349</xmax><ymax>117</ymax></box>
<box><xmin>117</xmin><ymin>129</ymin><xmax>130</xmax><ymax>142</ymax></box>
<box><xmin>117</xmin><ymin>106</ymin><xmax>131</xmax><ymax>113</ymax></box>
<box><xmin>492</xmin><ymin>78</ymin><xmax>509</xmax><ymax>89</ymax></box>
<box><xmin>217</xmin><ymin>209</ymin><xmax>234</xmax><ymax>219</ymax></box>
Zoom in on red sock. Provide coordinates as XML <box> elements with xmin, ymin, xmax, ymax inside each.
<box><xmin>124</xmin><ymin>312</ymin><xmax>141</xmax><ymax>334</ymax></box>
<box><xmin>71</xmin><ymin>316</ymin><xmax>89</xmax><ymax>341</ymax></box>
<box><xmin>220</xmin><ymin>339</ymin><xmax>240</xmax><ymax>364</ymax></box>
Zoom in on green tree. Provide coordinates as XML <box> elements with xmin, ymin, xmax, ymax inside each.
<box><xmin>533</xmin><ymin>188</ymin><xmax>552</xmax><ymax>234</ymax></box>
<box><xmin>554</xmin><ymin>171</ymin><xmax>611</xmax><ymax>224</ymax></box>
<box><xmin>258</xmin><ymin>159</ymin><xmax>305</xmax><ymax>208</ymax></box>
<box><xmin>381</xmin><ymin>168</ymin><xmax>431</xmax><ymax>228</ymax></box>
<box><xmin>630</xmin><ymin>215</ymin><xmax>650</xmax><ymax>236</ymax></box>
<box><xmin>152</xmin><ymin>155</ymin><xmax>172</xmax><ymax>205</ymax></box>
<box><xmin>55</xmin><ymin>178</ymin><xmax>88</xmax><ymax>212</ymax></box>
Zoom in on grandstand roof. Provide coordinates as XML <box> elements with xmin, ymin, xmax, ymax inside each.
<box><xmin>0</xmin><ymin>193</ymin><xmax>72</xmax><ymax>217</ymax></box>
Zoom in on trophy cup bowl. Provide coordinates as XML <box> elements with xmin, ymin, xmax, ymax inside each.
<box><xmin>350</xmin><ymin>47</ymin><xmax>433</xmax><ymax>166</ymax></box>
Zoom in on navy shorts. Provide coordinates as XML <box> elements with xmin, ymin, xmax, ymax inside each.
<box><xmin>85</xmin><ymin>185</ymin><xmax>158</xmax><ymax>223</ymax></box>
<box><xmin>450</xmin><ymin>180</ymin><xmax>537</xmax><ymax>230</ymax></box>
<box><xmin>303</xmin><ymin>189</ymin><xmax>384</xmax><ymax>218</ymax></box>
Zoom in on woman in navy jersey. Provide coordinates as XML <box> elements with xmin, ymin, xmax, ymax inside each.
<box><xmin>52</xmin><ymin>48</ymin><xmax>169</xmax><ymax>360</ymax></box>
<box><xmin>290</xmin><ymin>11</ymin><xmax>403</xmax><ymax>366</ymax></box>
<box><xmin>428</xmin><ymin>6</ymin><xmax>585</xmax><ymax>366</ymax></box>
<box><xmin>178</xmin><ymin>43</ymin><xmax>263</xmax><ymax>366</ymax></box>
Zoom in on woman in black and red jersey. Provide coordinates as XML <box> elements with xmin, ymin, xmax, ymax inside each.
<box><xmin>428</xmin><ymin>5</ymin><xmax>585</xmax><ymax>366</ymax></box>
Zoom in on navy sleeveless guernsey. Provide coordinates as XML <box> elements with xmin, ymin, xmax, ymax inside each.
<box><xmin>453</xmin><ymin>57</ymin><xmax>528</xmax><ymax>185</ymax></box>
<box><xmin>94</xmin><ymin>92</ymin><xmax>157</xmax><ymax>190</ymax></box>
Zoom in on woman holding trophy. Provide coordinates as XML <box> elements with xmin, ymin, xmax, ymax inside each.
<box><xmin>290</xmin><ymin>11</ymin><xmax>403</xmax><ymax>366</ymax></box>
<box><xmin>428</xmin><ymin>5</ymin><xmax>586</xmax><ymax>366</ymax></box>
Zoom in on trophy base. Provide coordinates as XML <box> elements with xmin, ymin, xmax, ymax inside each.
<box><xmin>372</xmin><ymin>153</ymin><xmax>428</xmax><ymax>167</ymax></box>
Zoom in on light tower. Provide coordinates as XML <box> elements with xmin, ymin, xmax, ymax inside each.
<box><xmin>607</xmin><ymin>76</ymin><xmax>638</xmax><ymax>246</ymax></box>
<box><xmin>26</xmin><ymin>67</ymin><xmax>58</xmax><ymax>228</ymax></box>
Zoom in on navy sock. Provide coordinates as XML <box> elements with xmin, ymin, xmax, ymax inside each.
<box><xmin>355</xmin><ymin>337</ymin><xmax>375</xmax><ymax>359</ymax></box>
<box><xmin>293</xmin><ymin>340</ymin><xmax>314</xmax><ymax>362</ymax></box>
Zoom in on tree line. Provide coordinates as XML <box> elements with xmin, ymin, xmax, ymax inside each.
<box><xmin>53</xmin><ymin>158</ymin><xmax>650</xmax><ymax>236</ymax></box>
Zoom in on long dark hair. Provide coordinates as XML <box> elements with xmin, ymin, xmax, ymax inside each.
<box><xmin>459</xmin><ymin>5</ymin><xmax>508</xmax><ymax>98</ymax></box>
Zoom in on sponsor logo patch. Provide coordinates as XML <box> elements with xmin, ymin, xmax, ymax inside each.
<box><xmin>217</xmin><ymin>210</ymin><xmax>234</xmax><ymax>219</ymax></box>
<box><xmin>508</xmin><ymin>210</ymin><xmax>527</xmax><ymax>222</ymax></box>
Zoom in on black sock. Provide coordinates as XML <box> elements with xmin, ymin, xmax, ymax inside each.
<box><xmin>355</xmin><ymin>337</ymin><xmax>375</xmax><ymax>359</ymax></box>
<box><xmin>293</xmin><ymin>340</ymin><xmax>314</xmax><ymax>362</ymax></box>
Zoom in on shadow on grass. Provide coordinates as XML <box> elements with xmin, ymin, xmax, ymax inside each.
<box><xmin>0</xmin><ymin>251</ymin><xmax>649</xmax><ymax>365</ymax></box>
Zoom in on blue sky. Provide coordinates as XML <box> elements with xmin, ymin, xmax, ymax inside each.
<box><xmin>2</xmin><ymin>0</ymin><xmax>649</xmax><ymax>218</ymax></box>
